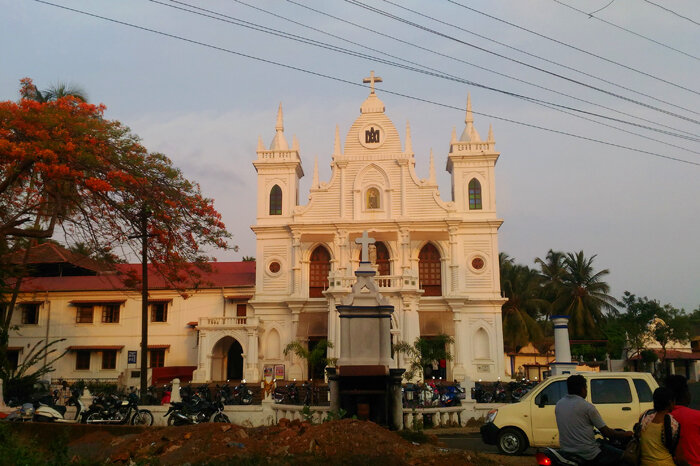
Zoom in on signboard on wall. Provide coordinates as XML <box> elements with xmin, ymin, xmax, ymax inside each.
<box><xmin>263</xmin><ymin>365</ymin><xmax>273</xmax><ymax>379</ymax></box>
<box><xmin>274</xmin><ymin>364</ymin><xmax>285</xmax><ymax>380</ymax></box>
<box><xmin>127</xmin><ymin>351</ymin><xmax>137</xmax><ymax>364</ymax></box>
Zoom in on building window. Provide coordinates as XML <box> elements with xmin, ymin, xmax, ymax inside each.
<box><xmin>419</xmin><ymin>243</ymin><xmax>442</xmax><ymax>296</ymax></box>
<box><xmin>150</xmin><ymin>302</ymin><xmax>168</xmax><ymax>322</ymax></box>
<box><xmin>269</xmin><ymin>185</ymin><xmax>282</xmax><ymax>215</ymax></box>
<box><xmin>101</xmin><ymin>304</ymin><xmax>120</xmax><ymax>323</ymax></box>
<box><xmin>76</xmin><ymin>306</ymin><xmax>94</xmax><ymax>324</ymax></box>
<box><xmin>309</xmin><ymin>246</ymin><xmax>331</xmax><ymax>298</ymax></box>
<box><xmin>7</xmin><ymin>350</ymin><xmax>19</xmax><ymax>371</ymax></box>
<box><xmin>366</xmin><ymin>187</ymin><xmax>380</xmax><ymax>209</ymax></box>
<box><xmin>468</xmin><ymin>178</ymin><xmax>482</xmax><ymax>210</ymax></box>
<box><xmin>76</xmin><ymin>350</ymin><xmax>91</xmax><ymax>370</ymax></box>
<box><xmin>149</xmin><ymin>349</ymin><xmax>165</xmax><ymax>368</ymax></box>
<box><xmin>20</xmin><ymin>303</ymin><xmax>39</xmax><ymax>325</ymax></box>
<box><xmin>102</xmin><ymin>350</ymin><xmax>117</xmax><ymax>370</ymax></box>
<box><xmin>236</xmin><ymin>303</ymin><xmax>247</xmax><ymax>317</ymax></box>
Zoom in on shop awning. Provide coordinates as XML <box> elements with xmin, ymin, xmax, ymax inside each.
<box><xmin>225</xmin><ymin>295</ymin><xmax>253</xmax><ymax>300</ymax></box>
<box><xmin>148</xmin><ymin>345</ymin><xmax>170</xmax><ymax>349</ymax></box>
<box><xmin>186</xmin><ymin>321</ymin><xmax>198</xmax><ymax>327</ymax></box>
<box><xmin>67</xmin><ymin>345</ymin><xmax>124</xmax><ymax>351</ymax></box>
<box><xmin>69</xmin><ymin>299</ymin><xmax>126</xmax><ymax>305</ymax></box>
<box><xmin>148</xmin><ymin>298</ymin><xmax>173</xmax><ymax>303</ymax></box>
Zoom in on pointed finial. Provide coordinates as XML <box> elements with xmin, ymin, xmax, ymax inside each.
<box><xmin>257</xmin><ymin>135</ymin><xmax>264</xmax><ymax>151</ymax></box>
<box><xmin>333</xmin><ymin>125</ymin><xmax>342</xmax><ymax>157</ymax></box>
<box><xmin>465</xmin><ymin>93</ymin><xmax>473</xmax><ymax>124</ymax></box>
<box><xmin>275</xmin><ymin>102</ymin><xmax>284</xmax><ymax>131</ymax></box>
<box><xmin>451</xmin><ymin>127</ymin><xmax>457</xmax><ymax>143</ymax></box>
<box><xmin>363</xmin><ymin>70</ymin><xmax>383</xmax><ymax>95</ymax></box>
<box><xmin>292</xmin><ymin>135</ymin><xmax>299</xmax><ymax>151</ymax></box>
<box><xmin>405</xmin><ymin>121</ymin><xmax>413</xmax><ymax>153</ymax></box>
<box><xmin>488</xmin><ymin>124</ymin><xmax>494</xmax><ymax>141</ymax></box>
<box><xmin>312</xmin><ymin>157</ymin><xmax>319</xmax><ymax>188</ymax></box>
<box><xmin>429</xmin><ymin>149</ymin><xmax>436</xmax><ymax>184</ymax></box>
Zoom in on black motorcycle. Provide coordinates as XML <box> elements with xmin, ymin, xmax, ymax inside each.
<box><xmin>302</xmin><ymin>380</ymin><xmax>317</xmax><ymax>406</ymax></box>
<box><xmin>471</xmin><ymin>381</ymin><xmax>494</xmax><ymax>403</ymax></box>
<box><xmin>165</xmin><ymin>394</ymin><xmax>229</xmax><ymax>425</ymax></box>
<box><xmin>232</xmin><ymin>381</ymin><xmax>254</xmax><ymax>405</ymax></box>
<box><xmin>273</xmin><ymin>381</ymin><xmax>299</xmax><ymax>405</ymax></box>
<box><xmin>83</xmin><ymin>391</ymin><xmax>153</xmax><ymax>425</ymax></box>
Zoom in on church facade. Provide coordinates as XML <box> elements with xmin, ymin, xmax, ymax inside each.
<box><xmin>195</xmin><ymin>75</ymin><xmax>506</xmax><ymax>384</ymax></box>
<box><xmin>7</xmin><ymin>75</ymin><xmax>506</xmax><ymax>385</ymax></box>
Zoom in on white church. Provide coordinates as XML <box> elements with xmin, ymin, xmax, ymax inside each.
<box><xmin>7</xmin><ymin>74</ymin><xmax>506</xmax><ymax>385</ymax></box>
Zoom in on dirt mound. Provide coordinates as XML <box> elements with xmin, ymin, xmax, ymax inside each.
<box><xmin>60</xmin><ymin>419</ymin><xmax>493</xmax><ymax>465</ymax></box>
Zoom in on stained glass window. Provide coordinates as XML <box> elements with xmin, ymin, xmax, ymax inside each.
<box><xmin>269</xmin><ymin>185</ymin><xmax>282</xmax><ymax>215</ymax></box>
<box><xmin>468</xmin><ymin>178</ymin><xmax>482</xmax><ymax>210</ymax></box>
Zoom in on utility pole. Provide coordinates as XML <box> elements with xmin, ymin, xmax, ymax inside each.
<box><xmin>129</xmin><ymin>208</ymin><xmax>151</xmax><ymax>401</ymax></box>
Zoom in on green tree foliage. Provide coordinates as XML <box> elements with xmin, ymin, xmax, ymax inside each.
<box><xmin>499</xmin><ymin>253</ymin><xmax>547</xmax><ymax>351</ymax></box>
<box><xmin>283</xmin><ymin>339</ymin><xmax>335</xmax><ymax>378</ymax></box>
<box><xmin>537</xmin><ymin>251</ymin><xmax>619</xmax><ymax>339</ymax></box>
<box><xmin>393</xmin><ymin>334</ymin><xmax>454</xmax><ymax>381</ymax></box>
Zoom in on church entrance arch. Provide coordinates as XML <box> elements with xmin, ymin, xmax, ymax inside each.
<box><xmin>210</xmin><ymin>336</ymin><xmax>244</xmax><ymax>381</ymax></box>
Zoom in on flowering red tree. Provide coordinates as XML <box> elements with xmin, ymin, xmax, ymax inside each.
<box><xmin>0</xmin><ymin>78</ymin><xmax>232</xmax><ymax>351</ymax></box>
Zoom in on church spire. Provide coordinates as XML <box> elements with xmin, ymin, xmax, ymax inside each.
<box><xmin>257</xmin><ymin>135</ymin><xmax>264</xmax><ymax>151</ymax></box>
<box><xmin>460</xmin><ymin>93</ymin><xmax>481</xmax><ymax>142</ymax></box>
<box><xmin>429</xmin><ymin>149</ymin><xmax>436</xmax><ymax>184</ymax></box>
<box><xmin>488</xmin><ymin>124</ymin><xmax>494</xmax><ymax>142</ymax></box>
<box><xmin>270</xmin><ymin>102</ymin><xmax>289</xmax><ymax>150</ymax></box>
<box><xmin>333</xmin><ymin>125</ymin><xmax>342</xmax><ymax>157</ymax></box>
<box><xmin>405</xmin><ymin>121</ymin><xmax>413</xmax><ymax>153</ymax></box>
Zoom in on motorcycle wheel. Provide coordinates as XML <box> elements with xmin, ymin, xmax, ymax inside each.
<box><xmin>210</xmin><ymin>412</ymin><xmax>230</xmax><ymax>423</ymax></box>
<box><xmin>167</xmin><ymin>413</ymin><xmax>180</xmax><ymax>426</ymax></box>
<box><xmin>242</xmin><ymin>395</ymin><xmax>253</xmax><ymax>405</ymax></box>
<box><xmin>131</xmin><ymin>409</ymin><xmax>154</xmax><ymax>426</ymax></box>
<box><xmin>86</xmin><ymin>412</ymin><xmax>103</xmax><ymax>424</ymax></box>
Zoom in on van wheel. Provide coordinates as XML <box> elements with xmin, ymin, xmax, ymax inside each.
<box><xmin>497</xmin><ymin>428</ymin><xmax>527</xmax><ymax>455</ymax></box>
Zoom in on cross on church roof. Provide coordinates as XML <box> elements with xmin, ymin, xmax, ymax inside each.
<box><xmin>355</xmin><ymin>231</ymin><xmax>376</xmax><ymax>263</ymax></box>
<box><xmin>363</xmin><ymin>71</ymin><xmax>382</xmax><ymax>95</ymax></box>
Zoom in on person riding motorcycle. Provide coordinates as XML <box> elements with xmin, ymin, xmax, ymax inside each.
<box><xmin>555</xmin><ymin>374</ymin><xmax>632</xmax><ymax>465</ymax></box>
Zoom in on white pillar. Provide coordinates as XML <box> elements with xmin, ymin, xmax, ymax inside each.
<box><xmin>550</xmin><ymin>315</ymin><xmax>577</xmax><ymax>376</ymax></box>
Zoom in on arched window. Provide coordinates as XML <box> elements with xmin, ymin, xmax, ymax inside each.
<box><xmin>366</xmin><ymin>187</ymin><xmax>380</xmax><ymax>209</ymax></box>
<box><xmin>309</xmin><ymin>246</ymin><xmax>331</xmax><ymax>298</ymax></box>
<box><xmin>357</xmin><ymin>241</ymin><xmax>390</xmax><ymax>275</ymax></box>
<box><xmin>468</xmin><ymin>178</ymin><xmax>482</xmax><ymax>210</ymax></box>
<box><xmin>269</xmin><ymin>185</ymin><xmax>282</xmax><ymax>215</ymax></box>
<box><xmin>418</xmin><ymin>243</ymin><xmax>442</xmax><ymax>296</ymax></box>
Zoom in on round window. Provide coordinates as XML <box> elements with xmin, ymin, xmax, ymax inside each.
<box><xmin>269</xmin><ymin>261</ymin><xmax>281</xmax><ymax>274</ymax></box>
<box><xmin>471</xmin><ymin>257</ymin><xmax>485</xmax><ymax>270</ymax></box>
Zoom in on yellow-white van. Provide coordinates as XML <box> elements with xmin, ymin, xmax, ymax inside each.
<box><xmin>480</xmin><ymin>372</ymin><xmax>658</xmax><ymax>455</ymax></box>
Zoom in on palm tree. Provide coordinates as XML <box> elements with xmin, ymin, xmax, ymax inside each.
<box><xmin>21</xmin><ymin>79</ymin><xmax>88</xmax><ymax>103</ymax></box>
<box><xmin>535</xmin><ymin>250</ymin><xmax>566</xmax><ymax>310</ymax></box>
<box><xmin>499</xmin><ymin>255</ymin><xmax>548</xmax><ymax>351</ymax></box>
<box><xmin>551</xmin><ymin>251</ymin><xmax>619</xmax><ymax>339</ymax></box>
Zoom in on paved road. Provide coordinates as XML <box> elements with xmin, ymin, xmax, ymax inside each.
<box><xmin>436</xmin><ymin>432</ymin><xmax>535</xmax><ymax>465</ymax></box>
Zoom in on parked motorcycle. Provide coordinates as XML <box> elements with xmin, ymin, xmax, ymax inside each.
<box><xmin>472</xmin><ymin>381</ymin><xmax>494</xmax><ymax>403</ymax></box>
<box><xmin>233</xmin><ymin>380</ymin><xmax>254</xmax><ymax>405</ymax></box>
<box><xmin>83</xmin><ymin>391</ymin><xmax>154</xmax><ymax>425</ymax></box>
<box><xmin>493</xmin><ymin>380</ymin><xmax>507</xmax><ymax>403</ymax></box>
<box><xmin>438</xmin><ymin>382</ymin><xmax>466</xmax><ymax>407</ymax></box>
<box><xmin>165</xmin><ymin>394</ymin><xmax>229</xmax><ymax>425</ymax></box>
<box><xmin>273</xmin><ymin>381</ymin><xmax>299</xmax><ymax>405</ymax></box>
<box><xmin>33</xmin><ymin>388</ymin><xmax>84</xmax><ymax>423</ymax></box>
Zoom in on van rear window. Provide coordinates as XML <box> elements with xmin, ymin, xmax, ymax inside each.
<box><xmin>633</xmin><ymin>379</ymin><xmax>653</xmax><ymax>402</ymax></box>
<box><xmin>591</xmin><ymin>379</ymin><xmax>632</xmax><ymax>404</ymax></box>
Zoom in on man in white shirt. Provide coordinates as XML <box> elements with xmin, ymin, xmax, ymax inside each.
<box><xmin>555</xmin><ymin>374</ymin><xmax>631</xmax><ymax>465</ymax></box>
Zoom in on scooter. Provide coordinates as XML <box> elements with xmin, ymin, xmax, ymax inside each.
<box><xmin>33</xmin><ymin>388</ymin><xmax>84</xmax><ymax>423</ymax></box>
<box><xmin>535</xmin><ymin>430</ymin><xmax>631</xmax><ymax>465</ymax></box>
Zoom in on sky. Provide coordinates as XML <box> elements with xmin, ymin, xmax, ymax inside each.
<box><xmin>2</xmin><ymin>0</ymin><xmax>698</xmax><ymax>311</ymax></box>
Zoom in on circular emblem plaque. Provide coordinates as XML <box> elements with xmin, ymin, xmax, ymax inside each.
<box><xmin>471</xmin><ymin>257</ymin><xmax>485</xmax><ymax>270</ymax></box>
<box><xmin>359</xmin><ymin>123</ymin><xmax>385</xmax><ymax>149</ymax></box>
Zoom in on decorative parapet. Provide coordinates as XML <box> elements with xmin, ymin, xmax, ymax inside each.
<box><xmin>198</xmin><ymin>316</ymin><xmax>259</xmax><ymax>330</ymax></box>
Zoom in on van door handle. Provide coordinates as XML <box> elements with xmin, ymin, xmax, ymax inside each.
<box><xmin>622</xmin><ymin>407</ymin><xmax>631</xmax><ymax>411</ymax></box>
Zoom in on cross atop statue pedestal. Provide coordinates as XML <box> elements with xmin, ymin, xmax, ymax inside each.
<box><xmin>363</xmin><ymin>71</ymin><xmax>382</xmax><ymax>95</ymax></box>
<box><xmin>356</xmin><ymin>230</ymin><xmax>376</xmax><ymax>263</ymax></box>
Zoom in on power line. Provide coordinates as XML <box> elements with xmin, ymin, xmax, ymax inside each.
<box><xmin>162</xmin><ymin>0</ymin><xmax>700</xmax><ymax>151</ymax></box>
<box><xmin>158</xmin><ymin>0</ymin><xmax>700</xmax><ymax>148</ymax></box>
<box><xmin>552</xmin><ymin>0</ymin><xmax>700</xmax><ymax>60</ymax></box>
<box><xmin>282</xmin><ymin>0</ymin><xmax>699</xmax><ymax>141</ymax></box>
<box><xmin>441</xmin><ymin>0</ymin><xmax>700</xmax><ymax>94</ymax></box>
<box><xmin>325</xmin><ymin>0</ymin><xmax>697</xmax><ymax>119</ymax></box>
<box><xmin>30</xmin><ymin>0</ymin><xmax>700</xmax><ymax>167</ymax></box>
<box><xmin>642</xmin><ymin>0</ymin><xmax>700</xmax><ymax>27</ymax></box>
<box><xmin>589</xmin><ymin>0</ymin><xmax>616</xmax><ymax>15</ymax></box>
<box><xmin>346</xmin><ymin>0</ymin><xmax>700</xmax><ymax>125</ymax></box>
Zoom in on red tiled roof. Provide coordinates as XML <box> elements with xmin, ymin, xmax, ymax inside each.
<box><xmin>630</xmin><ymin>349</ymin><xmax>700</xmax><ymax>360</ymax></box>
<box><xmin>7</xmin><ymin>242</ymin><xmax>113</xmax><ymax>273</ymax></box>
<box><xmin>17</xmin><ymin>262</ymin><xmax>256</xmax><ymax>292</ymax></box>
